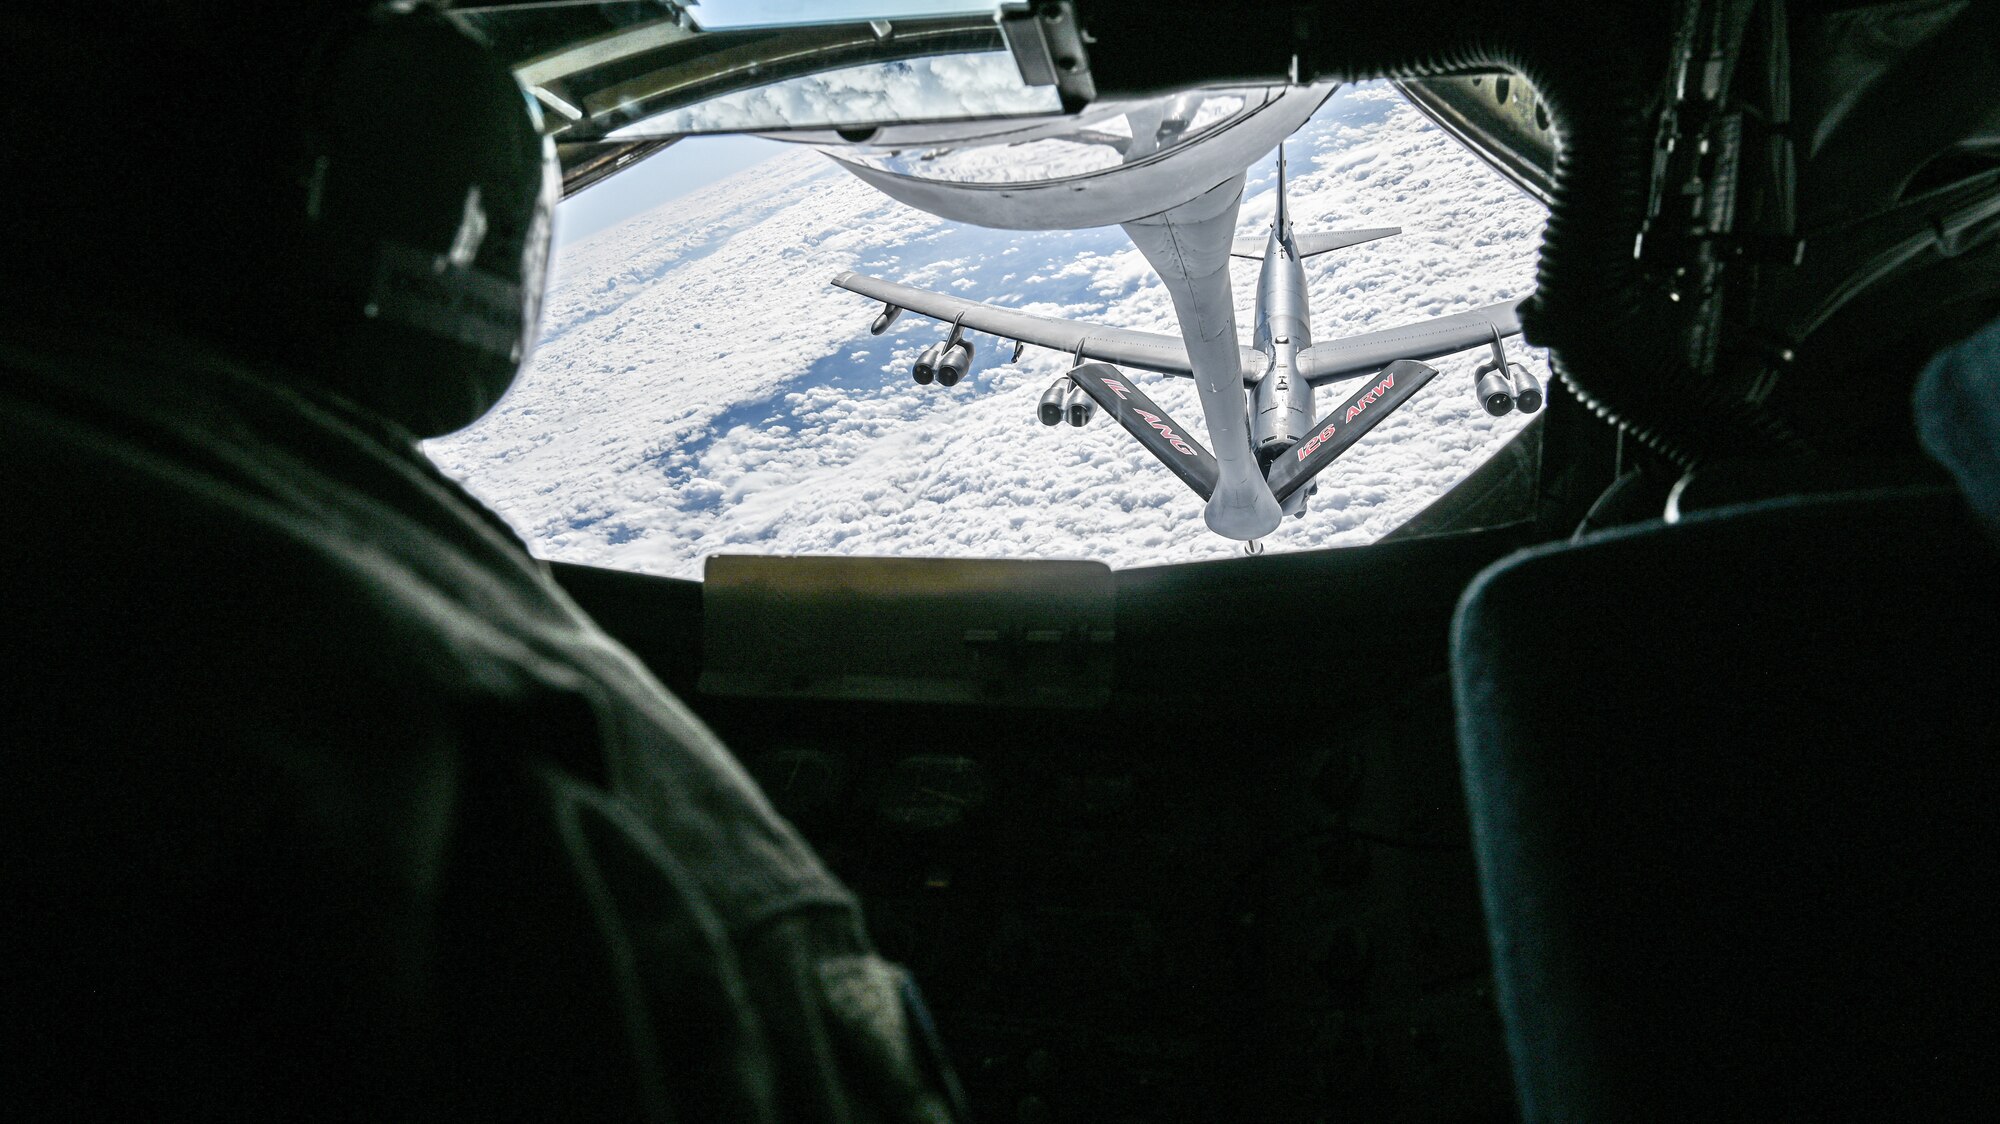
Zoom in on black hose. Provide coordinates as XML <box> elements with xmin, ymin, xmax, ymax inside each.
<box><xmin>1296</xmin><ymin>1</ymin><xmax>1796</xmax><ymax>466</ymax></box>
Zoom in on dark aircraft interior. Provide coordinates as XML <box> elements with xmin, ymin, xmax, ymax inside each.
<box><xmin>9</xmin><ymin>1</ymin><xmax>1998</xmax><ymax>1120</ymax></box>
<box><xmin>546</xmin><ymin>2</ymin><xmax>2000</xmax><ymax>1118</ymax></box>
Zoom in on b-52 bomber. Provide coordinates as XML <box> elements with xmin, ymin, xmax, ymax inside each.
<box><xmin>834</xmin><ymin>146</ymin><xmax>1539</xmax><ymax>548</ymax></box>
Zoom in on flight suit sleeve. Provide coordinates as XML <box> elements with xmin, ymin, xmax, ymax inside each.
<box><xmin>533</xmin><ymin>761</ymin><xmax>966</xmax><ymax>1124</ymax></box>
<box><xmin>736</xmin><ymin>908</ymin><xmax>967</xmax><ymax>1124</ymax></box>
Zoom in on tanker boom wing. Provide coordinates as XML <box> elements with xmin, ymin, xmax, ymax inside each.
<box><xmin>1265</xmin><ymin>359</ymin><xmax>1442</xmax><ymax>503</ymax></box>
<box><xmin>1064</xmin><ymin>361</ymin><xmax>1219</xmax><ymax>500</ymax></box>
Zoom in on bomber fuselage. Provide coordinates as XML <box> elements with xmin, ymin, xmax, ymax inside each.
<box><xmin>1250</xmin><ymin>222</ymin><xmax>1316</xmax><ymax>461</ymax></box>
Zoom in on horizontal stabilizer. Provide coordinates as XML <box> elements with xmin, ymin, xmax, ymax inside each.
<box><xmin>1295</xmin><ymin>226</ymin><xmax>1402</xmax><ymax>257</ymax></box>
<box><xmin>1228</xmin><ymin>227</ymin><xmax>1401</xmax><ymax>259</ymax></box>
<box><xmin>1266</xmin><ymin>359</ymin><xmax>1441</xmax><ymax>503</ymax></box>
<box><xmin>1064</xmin><ymin>362</ymin><xmax>1219</xmax><ymax>500</ymax></box>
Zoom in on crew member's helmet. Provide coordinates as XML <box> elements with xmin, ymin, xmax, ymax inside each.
<box><xmin>287</xmin><ymin>3</ymin><xmax>559</xmax><ymax>437</ymax></box>
<box><xmin>15</xmin><ymin>2</ymin><xmax>558</xmax><ymax>438</ymax></box>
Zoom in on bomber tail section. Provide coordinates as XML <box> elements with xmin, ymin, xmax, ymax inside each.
<box><xmin>1225</xmin><ymin>146</ymin><xmax>1400</xmax><ymax>260</ymax></box>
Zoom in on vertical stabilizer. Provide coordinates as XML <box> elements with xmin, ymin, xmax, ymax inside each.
<box><xmin>1274</xmin><ymin>143</ymin><xmax>1291</xmax><ymax>242</ymax></box>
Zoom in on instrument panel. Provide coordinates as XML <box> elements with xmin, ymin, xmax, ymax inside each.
<box><xmin>552</xmin><ymin>529</ymin><xmax>1540</xmax><ymax>1121</ymax></box>
<box><xmin>725</xmin><ymin>675</ymin><xmax>1512</xmax><ymax>1123</ymax></box>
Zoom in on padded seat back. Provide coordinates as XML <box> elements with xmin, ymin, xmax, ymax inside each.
<box><xmin>1452</xmin><ymin>485</ymin><xmax>2000</xmax><ymax>1120</ymax></box>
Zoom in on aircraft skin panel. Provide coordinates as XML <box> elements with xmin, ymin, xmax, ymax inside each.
<box><xmin>1296</xmin><ymin>299</ymin><xmax>1524</xmax><ymax>387</ymax></box>
<box><xmin>1063</xmin><ymin>361</ymin><xmax>1219</xmax><ymax>500</ymax></box>
<box><xmin>833</xmin><ymin>270</ymin><xmax>1266</xmax><ymax>381</ymax></box>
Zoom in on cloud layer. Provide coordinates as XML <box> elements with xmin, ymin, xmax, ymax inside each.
<box><xmin>616</xmin><ymin>51</ymin><xmax>1061</xmax><ymax>136</ymax></box>
<box><xmin>427</xmin><ymin>83</ymin><xmax>1550</xmax><ymax>579</ymax></box>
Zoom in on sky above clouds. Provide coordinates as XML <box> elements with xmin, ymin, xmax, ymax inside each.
<box><xmin>426</xmin><ymin>82</ymin><xmax>1550</xmax><ymax>580</ymax></box>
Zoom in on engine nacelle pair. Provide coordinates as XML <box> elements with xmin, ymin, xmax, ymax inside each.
<box><xmin>1473</xmin><ymin>361</ymin><xmax>1543</xmax><ymax>416</ymax></box>
<box><xmin>913</xmin><ymin>339</ymin><xmax>974</xmax><ymax>386</ymax></box>
<box><xmin>911</xmin><ymin>312</ymin><xmax>977</xmax><ymax>387</ymax></box>
<box><xmin>1038</xmin><ymin>377</ymin><xmax>1095</xmax><ymax>427</ymax></box>
<box><xmin>1471</xmin><ymin>327</ymin><xmax>1544</xmax><ymax>417</ymax></box>
<box><xmin>887</xmin><ymin>304</ymin><xmax>1025</xmax><ymax>387</ymax></box>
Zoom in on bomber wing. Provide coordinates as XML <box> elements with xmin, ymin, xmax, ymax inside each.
<box><xmin>1297</xmin><ymin>299</ymin><xmax>1526</xmax><ymax>387</ymax></box>
<box><xmin>834</xmin><ymin>271</ymin><xmax>1266</xmax><ymax>382</ymax></box>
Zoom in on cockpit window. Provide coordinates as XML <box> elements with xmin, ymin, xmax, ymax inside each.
<box><xmin>609</xmin><ymin>51</ymin><xmax>1061</xmax><ymax>138</ymax></box>
<box><xmin>426</xmin><ymin>80</ymin><xmax>1548</xmax><ymax>577</ymax></box>
<box><xmin>452</xmin><ymin>1</ymin><xmax>1058</xmax><ymax>139</ymax></box>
